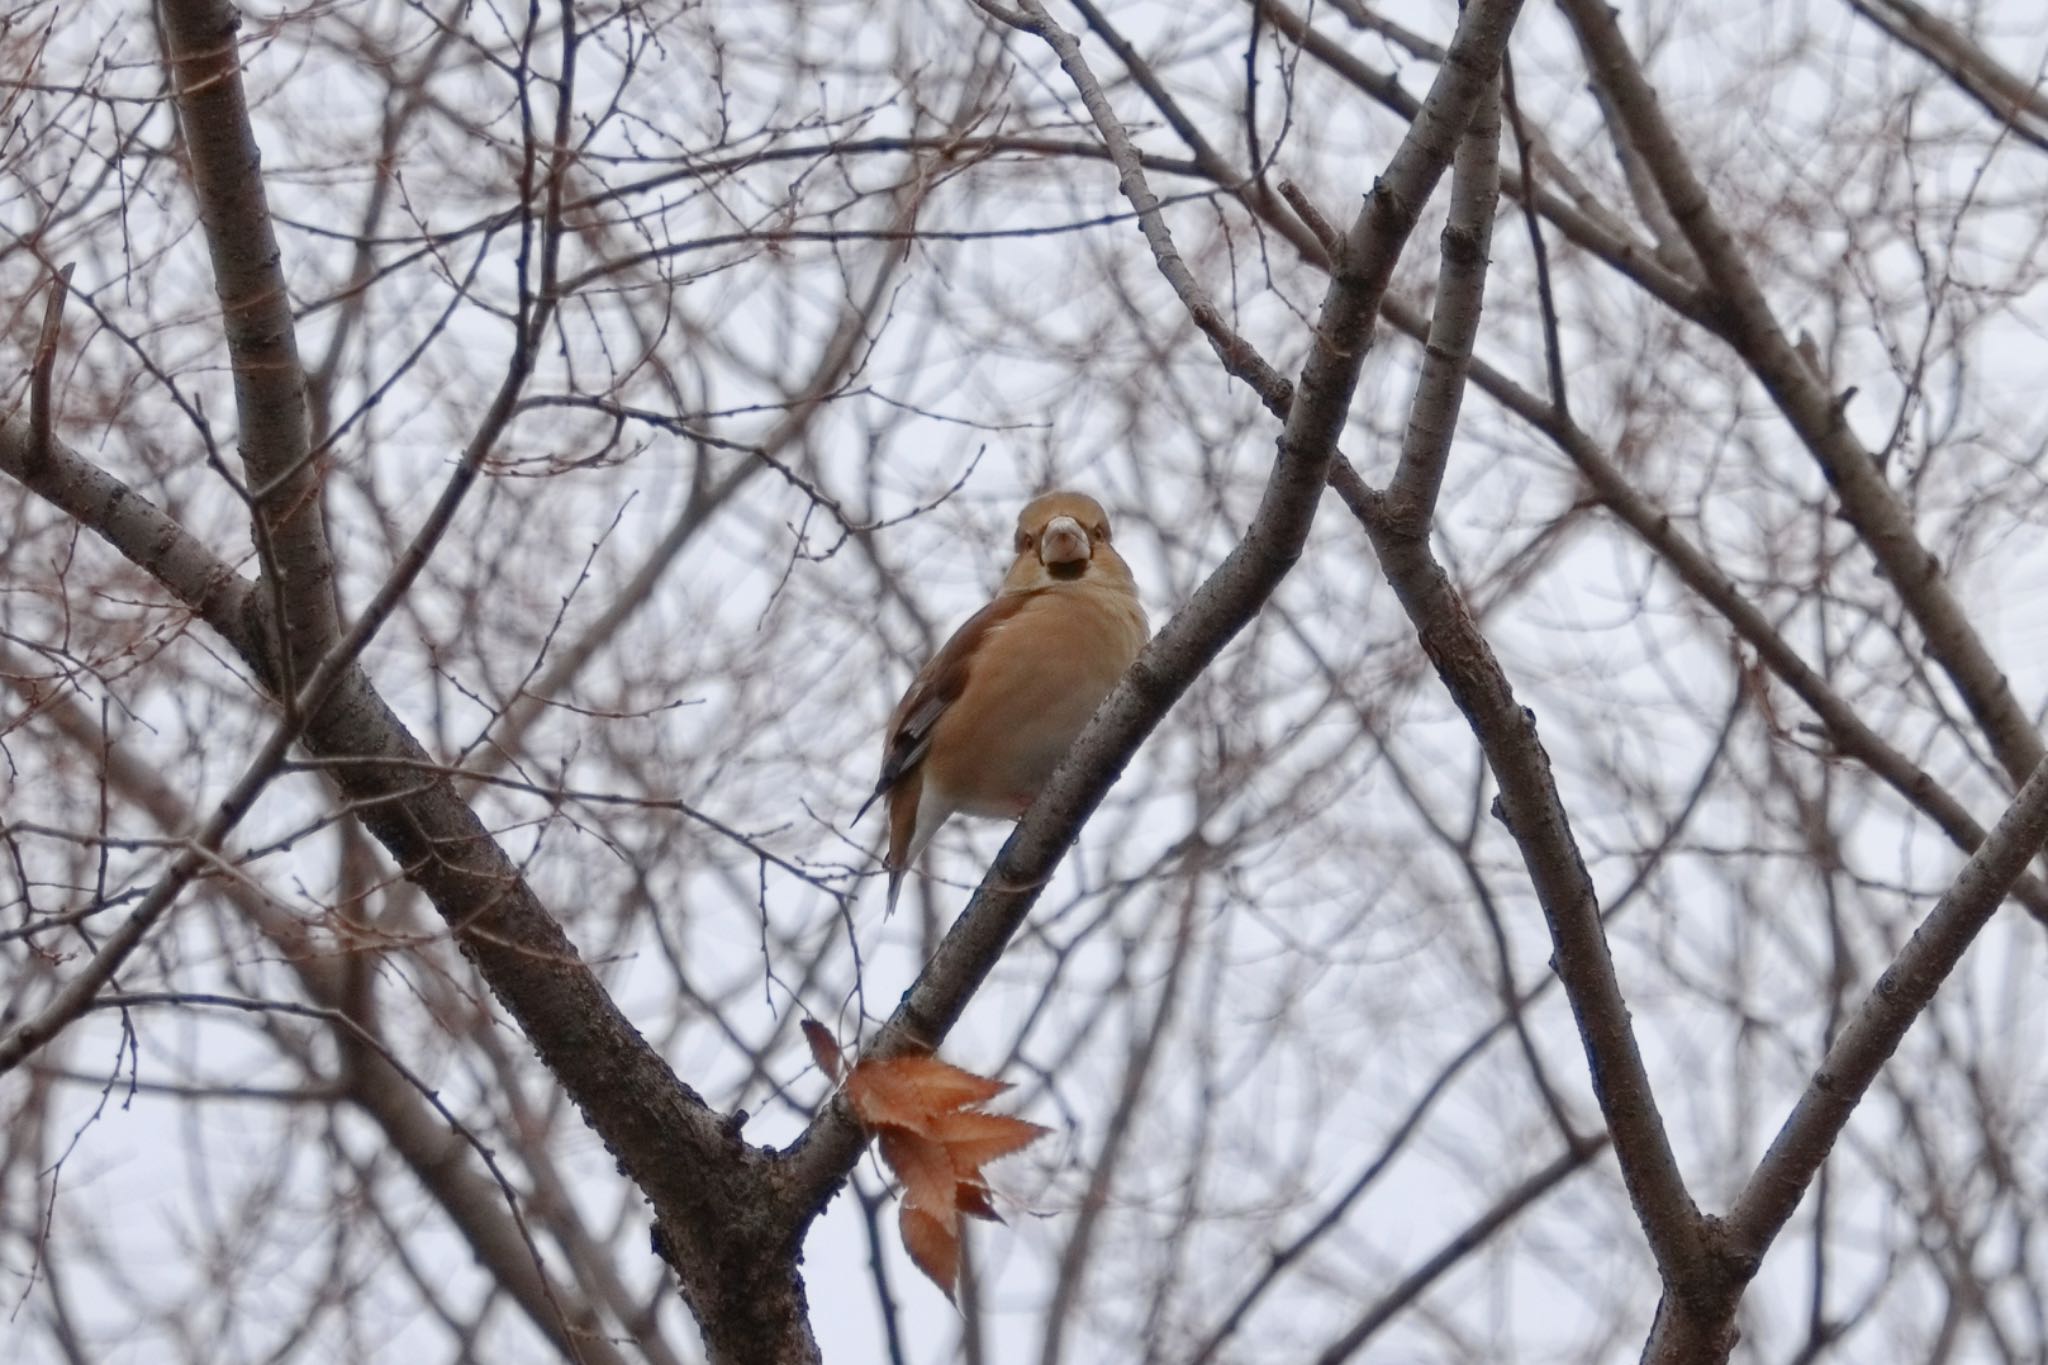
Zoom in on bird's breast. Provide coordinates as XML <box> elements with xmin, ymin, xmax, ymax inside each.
<box><xmin>922</xmin><ymin>585</ymin><xmax>1146</xmax><ymax>816</ymax></box>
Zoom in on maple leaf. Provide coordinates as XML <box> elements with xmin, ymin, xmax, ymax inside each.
<box><xmin>926</xmin><ymin>1106</ymin><xmax>1046</xmax><ymax>1174</ymax></box>
<box><xmin>878</xmin><ymin>1127</ymin><xmax>958</xmax><ymax>1217</ymax></box>
<box><xmin>899</xmin><ymin>1203</ymin><xmax>959</xmax><ymax>1299</ymax></box>
<box><xmin>840</xmin><ymin>1048</ymin><xmax>1050</xmax><ymax>1301</ymax></box>
<box><xmin>847</xmin><ymin>1054</ymin><xmax>1008</xmax><ymax>1128</ymax></box>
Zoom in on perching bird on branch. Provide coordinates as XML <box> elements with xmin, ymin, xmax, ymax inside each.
<box><xmin>856</xmin><ymin>490</ymin><xmax>1149</xmax><ymax>913</ymax></box>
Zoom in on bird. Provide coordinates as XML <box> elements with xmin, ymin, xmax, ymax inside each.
<box><xmin>856</xmin><ymin>490</ymin><xmax>1149</xmax><ymax>913</ymax></box>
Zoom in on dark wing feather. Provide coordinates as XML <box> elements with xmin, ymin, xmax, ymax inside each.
<box><xmin>854</xmin><ymin>592</ymin><xmax>1037</xmax><ymax>821</ymax></box>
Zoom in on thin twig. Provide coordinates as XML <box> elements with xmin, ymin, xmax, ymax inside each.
<box><xmin>978</xmin><ymin>0</ymin><xmax>1297</xmax><ymax>410</ymax></box>
<box><xmin>88</xmin><ymin>992</ymin><xmax>589</xmax><ymax>1363</ymax></box>
<box><xmin>1314</xmin><ymin>1135</ymin><xmax>1609</xmax><ymax>1364</ymax></box>
<box><xmin>1498</xmin><ymin>52</ymin><xmax>1568</xmax><ymax>417</ymax></box>
<box><xmin>26</xmin><ymin>262</ymin><xmax>74</xmax><ymax>475</ymax></box>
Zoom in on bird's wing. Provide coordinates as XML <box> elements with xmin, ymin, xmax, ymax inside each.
<box><xmin>855</xmin><ymin>590</ymin><xmax>1038</xmax><ymax>822</ymax></box>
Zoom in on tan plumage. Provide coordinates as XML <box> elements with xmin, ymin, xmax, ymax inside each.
<box><xmin>857</xmin><ymin>491</ymin><xmax>1148</xmax><ymax>912</ymax></box>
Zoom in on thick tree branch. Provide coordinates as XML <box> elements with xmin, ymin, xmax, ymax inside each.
<box><xmin>143</xmin><ymin>11</ymin><xmax>819</xmax><ymax>1359</ymax></box>
<box><xmin>1349</xmin><ymin>76</ymin><xmax>1684</xmax><ymax>1256</ymax></box>
<box><xmin>160</xmin><ymin>0</ymin><xmax>332</xmax><ymax>690</ymax></box>
<box><xmin>26</xmin><ymin>264</ymin><xmax>72</xmax><ymax>473</ymax></box>
<box><xmin>0</xmin><ymin>413</ymin><xmax>254</xmax><ymax>641</ymax></box>
<box><xmin>1336</xmin><ymin>474</ymin><xmax>1722</xmax><ymax>1336</ymax></box>
<box><xmin>1380</xmin><ymin>73</ymin><xmax>1500</xmax><ymax>530</ymax></box>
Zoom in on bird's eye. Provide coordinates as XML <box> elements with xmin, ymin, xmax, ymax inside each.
<box><xmin>1017</xmin><ymin>531</ymin><xmax>1035</xmax><ymax>552</ymax></box>
<box><xmin>1092</xmin><ymin>523</ymin><xmax>1109</xmax><ymax>541</ymax></box>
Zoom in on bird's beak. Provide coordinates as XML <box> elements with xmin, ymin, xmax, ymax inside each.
<box><xmin>1038</xmin><ymin>515</ymin><xmax>1090</xmax><ymax>568</ymax></box>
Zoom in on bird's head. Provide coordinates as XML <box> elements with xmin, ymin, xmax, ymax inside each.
<box><xmin>1002</xmin><ymin>490</ymin><xmax>1134</xmax><ymax>594</ymax></box>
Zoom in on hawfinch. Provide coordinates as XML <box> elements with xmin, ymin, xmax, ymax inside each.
<box><xmin>857</xmin><ymin>491</ymin><xmax>1148</xmax><ymax>912</ymax></box>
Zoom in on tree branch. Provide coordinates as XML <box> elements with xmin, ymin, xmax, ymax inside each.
<box><xmin>1314</xmin><ymin>1134</ymin><xmax>1609</xmax><ymax>1365</ymax></box>
<box><xmin>1554</xmin><ymin>0</ymin><xmax>2048</xmax><ymax>797</ymax></box>
<box><xmin>160</xmin><ymin>0</ymin><xmax>331</xmax><ymax>691</ymax></box>
<box><xmin>1847</xmin><ymin>0</ymin><xmax>2048</xmax><ymax>153</ymax></box>
<box><xmin>1380</xmin><ymin>68</ymin><xmax>1500</xmax><ymax>530</ymax></box>
<box><xmin>5</xmin><ymin>654</ymin><xmax>650</xmax><ymax>1365</ymax></box>
<box><xmin>974</xmin><ymin>0</ymin><xmax>1298</xmax><ymax>407</ymax></box>
<box><xmin>0</xmin><ymin>430</ymin><xmax>794</xmax><ymax>1362</ymax></box>
<box><xmin>1724</xmin><ymin>746</ymin><xmax>2048</xmax><ymax>1273</ymax></box>
<box><xmin>26</xmin><ymin>263</ymin><xmax>73</xmax><ymax>475</ymax></box>
<box><xmin>1326</xmin><ymin>79</ymin><xmax>1715</xmax><ymax>1313</ymax></box>
<box><xmin>1379</xmin><ymin>306</ymin><xmax>2048</xmax><ymax>927</ymax></box>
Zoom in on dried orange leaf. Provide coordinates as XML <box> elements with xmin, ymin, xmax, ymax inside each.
<box><xmin>900</xmin><ymin>1202</ymin><xmax>960</xmax><ymax>1301</ymax></box>
<box><xmin>929</xmin><ymin>1108</ymin><xmax>1051</xmax><ymax>1173</ymax></box>
<box><xmin>956</xmin><ymin>1184</ymin><xmax>1004</xmax><ymax>1224</ymax></box>
<box><xmin>842</xmin><ymin>1047</ymin><xmax>1048</xmax><ymax>1298</ymax></box>
<box><xmin>847</xmin><ymin>1054</ymin><xmax>1008</xmax><ymax>1131</ymax></box>
<box><xmin>877</xmin><ymin>1126</ymin><xmax>958</xmax><ymax>1217</ymax></box>
<box><xmin>800</xmin><ymin>1019</ymin><xmax>844</xmax><ymax>1084</ymax></box>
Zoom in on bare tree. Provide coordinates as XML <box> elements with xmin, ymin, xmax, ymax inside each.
<box><xmin>6</xmin><ymin>1</ymin><xmax>2048</xmax><ymax>1362</ymax></box>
